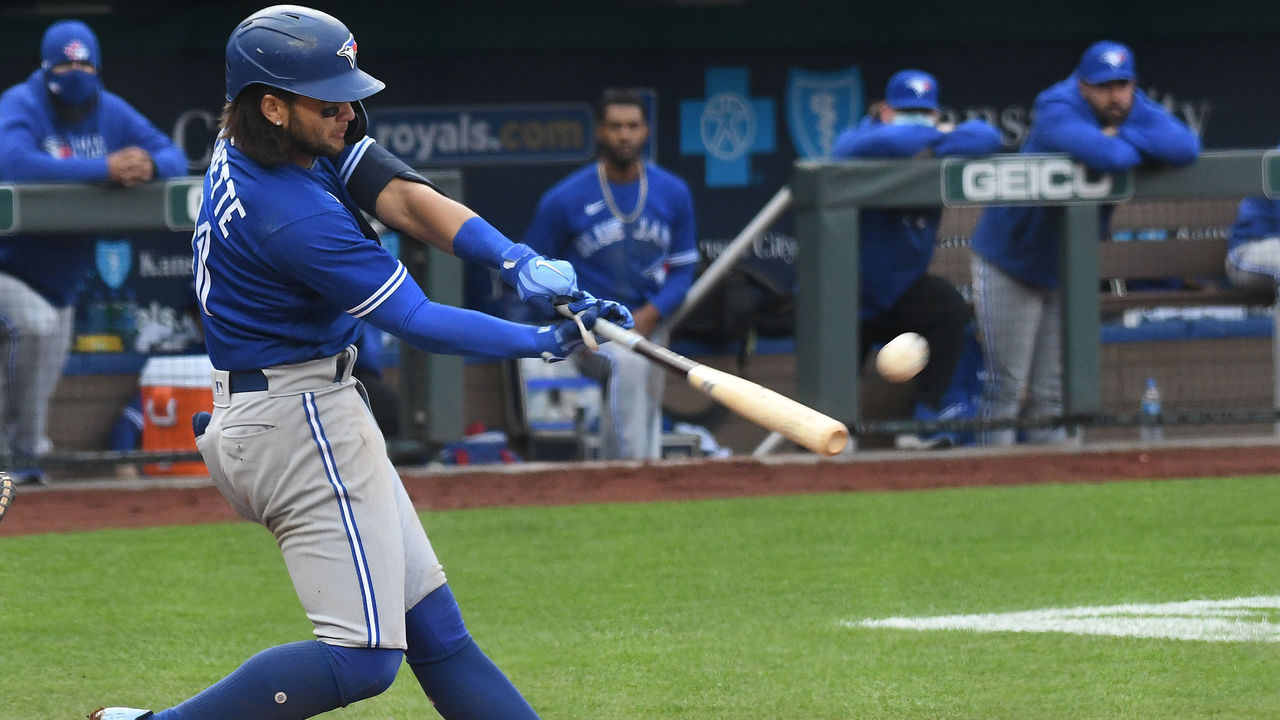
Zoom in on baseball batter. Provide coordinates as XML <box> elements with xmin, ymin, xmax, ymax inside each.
<box><xmin>969</xmin><ymin>40</ymin><xmax>1198</xmax><ymax>446</ymax></box>
<box><xmin>90</xmin><ymin>6</ymin><xmax>630</xmax><ymax>720</ymax></box>
<box><xmin>523</xmin><ymin>89</ymin><xmax>698</xmax><ymax>459</ymax></box>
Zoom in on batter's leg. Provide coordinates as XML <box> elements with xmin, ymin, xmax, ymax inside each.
<box><xmin>405</xmin><ymin>584</ymin><xmax>541</xmax><ymax>720</ymax></box>
<box><xmin>148</xmin><ymin>641</ymin><xmax>401</xmax><ymax>719</ymax></box>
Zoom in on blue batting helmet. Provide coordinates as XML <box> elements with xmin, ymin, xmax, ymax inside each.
<box><xmin>224</xmin><ymin>5</ymin><xmax>384</xmax><ymax>103</ymax></box>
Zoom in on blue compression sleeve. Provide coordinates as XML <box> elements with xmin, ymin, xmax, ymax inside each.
<box><xmin>151</xmin><ymin>640</ymin><xmax>400</xmax><ymax>719</ymax></box>
<box><xmin>406</xmin><ymin>584</ymin><xmax>540</xmax><ymax>720</ymax></box>
<box><xmin>453</xmin><ymin>216</ymin><xmax>526</xmax><ymax>269</ymax></box>
<box><xmin>365</xmin><ymin>294</ymin><xmax>564</xmax><ymax>359</ymax></box>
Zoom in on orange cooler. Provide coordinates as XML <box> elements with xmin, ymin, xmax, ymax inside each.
<box><xmin>139</xmin><ymin>355</ymin><xmax>215</xmax><ymax>476</ymax></box>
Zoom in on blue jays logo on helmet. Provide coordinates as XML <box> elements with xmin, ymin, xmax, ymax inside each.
<box><xmin>906</xmin><ymin>78</ymin><xmax>932</xmax><ymax>97</ymax></box>
<box><xmin>224</xmin><ymin>5</ymin><xmax>384</xmax><ymax>103</ymax></box>
<box><xmin>337</xmin><ymin>33</ymin><xmax>358</xmax><ymax>69</ymax></box>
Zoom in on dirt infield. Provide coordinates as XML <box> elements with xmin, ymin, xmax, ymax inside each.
<box><xmin>4</xmin><ymin>440</ymin><xmax>1280</xmax><ymax>537</ymax></box>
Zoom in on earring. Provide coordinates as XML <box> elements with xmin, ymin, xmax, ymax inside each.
<box><xmin>275</xmin><ymin>120</ymin><xmax>282</xmax><ymax>126</ymax></box>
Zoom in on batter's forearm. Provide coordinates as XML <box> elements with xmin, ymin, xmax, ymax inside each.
<box><xmin>374</xmin><ymin>177</ymin><xmax>476</xmax><ymax>254</ymax></box>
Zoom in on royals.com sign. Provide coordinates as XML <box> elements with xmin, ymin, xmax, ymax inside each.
<box><xmin>367</xmin><ymin>104</ymin><xmax>595</xmax><ymax>166</ymax></box>
<box><xmin>941</xmin><ymin>155</ymin><xmax>1133</xmax><ymax>207</ymax></box>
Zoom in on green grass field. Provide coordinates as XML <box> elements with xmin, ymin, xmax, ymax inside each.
<box><xmin>5</xmin><ymin>474</ymin><xmax>1280</xmax><ymax>719</ymax></box>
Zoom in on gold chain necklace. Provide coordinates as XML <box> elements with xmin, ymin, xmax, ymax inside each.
<box><xmin>596</xmin><ymin>161</ymin><xmax>648</xmax><ymax>224</ymax></box>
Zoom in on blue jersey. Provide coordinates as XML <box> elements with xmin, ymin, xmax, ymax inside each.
<box><xmin>832</xmin><ymin>116</ymin><xmax>1001</xmax><ymax>318</ymax></box>
<box><xmin>0</xmin><ymin>70</ymin><xmax>186</xmax><ymax>305</ymax></box>
<box><xmin>523</xmin><ymin>162</ymin><xmax>698</xmax><ymax>316</ymax></box>
<box><xmin>195</xmin><ymin>136</ymin><xmax>560</xmax><ymax>371</ymax></box>
<box><xmin>970</xmin><ymin>75</ymin><xmax>1200</xmax><ymax>288</ymax></box>
<box><xmin>194</xmin><ymin>137</ymin><xmax>374</xmax><ymax>370</ymax></box>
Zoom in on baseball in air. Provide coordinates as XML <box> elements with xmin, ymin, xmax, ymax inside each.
<box><xmin>875</xmin><ymin>332</ymin><xmax>930</xmax><ymax>383</ymax></box>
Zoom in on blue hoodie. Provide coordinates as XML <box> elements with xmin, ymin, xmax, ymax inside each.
<box><xmin>1228</xmin><ymin>148</ymin><xmax>1280</xmax><ymax>254</ymax></box>
<box><xmin>0</xmin><ymin>70</ymin><xmax>186</xmax><ymax>306</ymax></box>
<box><xmin>832</xmin><ymin>115</ymin><xmax>1001</xmax><ymax>318</ymax></box>
<box><xmin>970</xmin><ymin>75</ymin><xmax>1199</xmax><ymax>289</ymax></box>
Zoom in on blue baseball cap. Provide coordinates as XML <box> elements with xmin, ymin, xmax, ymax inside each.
<box><xmin>41</xmin><ymin>20</ymin><xmax>99</xmax><ymax>70</ymax></box>
<box><xmin>885</xmin><ymin>69</ymin><xmax>938</xmax><ymax>111</ymax></box>
<box><xmin>1077</xmin><ymin>40</ymin><xmax>1137</xmax><ymax>84</ymax></box>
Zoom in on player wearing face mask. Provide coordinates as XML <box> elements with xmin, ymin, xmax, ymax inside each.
<box><xmin>0</xmin><ymin>19</ymin><xmax>185</xmax><ymax>481</ymax></box>
<box><xmin>830</xmin><ymin>69</ymin><xmax>1001</xmax><ymax>449</ymax></box>
<box><xmin>0</xmin><ymin>20</ymin><xmax>185</xmax><ymax>185</ymax></box>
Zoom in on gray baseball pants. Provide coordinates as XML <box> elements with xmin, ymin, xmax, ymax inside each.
<box><xmin>573</xmin><ymin>328</ymin><xmax>666</xmax><ymax>460</ymax></box>
<box><xmin>971</xmin><ymin>254</ymin><xmax>1068</xmax><ymax>446</ymax></box>
<box><xmin>1226</xmin><ymin>237</ymin><xmax>1280</xmax><ymax>419</ymax></box>
<box><xmin>197</xmin><ymin>346</ymin><xmax>445</xmax><ymax>649</ymax></box>
<box><xmin>0</xmin><ymin>271</ymin><xmax>74</xmax><ymax>459</ymax></box>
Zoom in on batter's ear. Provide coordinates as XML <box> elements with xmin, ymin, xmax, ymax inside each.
<box><xmin>345</xmin><ymin>99</ymin><xmax>368</xmax><ymax>145</ymax></box>
<box><xmin>261</xmin><ymin>93</ymin><xmax>289</xmax><ymax>127</ymax></box>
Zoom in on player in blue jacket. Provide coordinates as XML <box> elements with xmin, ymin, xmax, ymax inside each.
<box><xmin>89</xmin><ymin>6</ymin><xmax>630</xmax><ymax>720</ymax></box>
<box><xmin>1225</xmin><ymin>181</ymin><xmax>1280</xmax><ymax>428</ymax></box>
<box><xmin>524</xmin><ymin>89</ymin><xmax>699</xmax><ymax>459</ymax></box>
<box><xmin>831</xmin><ymin>69</ymin><xmax>1001</xmax><ymax>448</ymax></box>
<box><xmin>969</xmin><ymin>40</ymin><xmax>1199</xmax><ymax>446</ymax></box>
<box><xmin>0</xmin><ymin>19</ymin><xmax>186</xmax><ymax>483</ymax></box>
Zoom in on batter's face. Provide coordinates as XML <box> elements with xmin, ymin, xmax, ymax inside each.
<box><xmin>596</xmin><ymin>104</ymin><xmax>648</xmax><ymax>167</ymax></box>
<box><xmin>1078</xmin><ymin>79</ymin><xmax>1135</xmax><ymax>128</ymax></box>
<box><xmin>264</xmin><ymin>94</ymin><xmax>355</xmax><ymax>165</ymax></box>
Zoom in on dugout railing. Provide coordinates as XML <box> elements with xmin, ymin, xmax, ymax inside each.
<box><xmin>0</xmin><ymin>170</ymin><xmax>464</xmax><ymax>474</ymax></box>
<box><xmin>791</xmin><ymin>149</ymin><xmax>1278</xmax><ymax>446</ymax></box>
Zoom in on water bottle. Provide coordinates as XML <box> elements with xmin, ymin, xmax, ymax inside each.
<box><xmin>1139</xmin><ymin>376</ymin><xmax>1163</xmax><ymax>442</ymax></box>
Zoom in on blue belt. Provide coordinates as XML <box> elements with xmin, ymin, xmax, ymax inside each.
<box><xmin>227</xmin><ymin>351</ymin><xmax>352</xmax><ymax>395</ymax></box>
<box><xmin>226</xmin><ymin>369</ymin><xmax>269</xmax><ymax>394</ymax></box>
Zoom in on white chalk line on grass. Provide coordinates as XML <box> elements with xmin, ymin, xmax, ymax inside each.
<box><xmin>844</xmin><ymin>596</ymin><xmax>1280</xmax><ymax>642</ymax></box>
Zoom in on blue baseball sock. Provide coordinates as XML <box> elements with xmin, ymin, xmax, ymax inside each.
<box><xmin>406</xmin><ymin>584</ymin><xmax>541</xmax><ymax>720</ymax></box>
<box><xmin>152</xmin><ymin>640</ymin><xmax>401</xmax><ymax>719</ymax></box>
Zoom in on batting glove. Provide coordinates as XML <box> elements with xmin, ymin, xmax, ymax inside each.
<box><xmin>566</xmin><ymin>292</ymin><xmax>635</xmax><ymax>330</ymax></box>
<box><xmin>500</xmin><ymin>244</ymin><xmax>578</xmax><ymax>313</ymax></box>
<box><xmin>537</xmin><ymin>313</ymin><xmax>597</xmax><ymax>363</ymax></box>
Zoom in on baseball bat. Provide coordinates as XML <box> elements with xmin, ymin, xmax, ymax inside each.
<box><xmin>562</xmin><ymin>309</ymin><xmax>850</xmax><ymax>456</ymax></box>
<box><xmin>0</xmin><ymin>472</ymin><xmax>13</xmax><ymax>524</ymax></box>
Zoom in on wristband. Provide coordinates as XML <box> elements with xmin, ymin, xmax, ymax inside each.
<box><xmin>452</xmin><ymin>216</ymin><xmax>513</xmax><ymax>268</ymax></box>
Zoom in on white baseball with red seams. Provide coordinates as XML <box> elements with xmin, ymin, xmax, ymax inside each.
<box><xmin>875</xmin><ymin>332</ymin><xmax>930</xmax><ymax>383</ymax></box>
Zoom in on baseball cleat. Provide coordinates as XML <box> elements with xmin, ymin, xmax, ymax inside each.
<box><xmin>87</xmin><ymin>707</ymin><xmax>153</xmax><ymax>720</ymax></box>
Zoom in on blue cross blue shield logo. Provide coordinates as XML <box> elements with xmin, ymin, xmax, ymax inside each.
<box><xmin>785</xmin><ymin>66</ymin><xmax>863</xmax><ymax>159</ymax></box>
<box><xmin>95</xmin><ymin>238</ymin><xmax>132</xmax><ymax>290</ymax></box>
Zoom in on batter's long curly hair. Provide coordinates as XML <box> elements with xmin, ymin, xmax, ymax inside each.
<box><xmin>220</xmin><ymin>84</ymin><xmax>296</xmax><ymax>167</ymax></box>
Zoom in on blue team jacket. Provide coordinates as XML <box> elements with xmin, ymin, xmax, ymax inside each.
<box><xmin>970</xmin><ymin>74</ymin><xmax>1199</xmax><ymax>289</ymax></box>
<box><xmin>0</xmin><ymin>70</ymin><xmax>186</xmax><ymax>306</ymax></box>
<box><xmin>831</xmin><ymin>115</ymin><xmax>1001</xmax><ymax>318</ymax></box>
<box><xmin>1229</xmin><ymin>144</ymin><xmax>1280</xmax><ymax>253</ymax></box>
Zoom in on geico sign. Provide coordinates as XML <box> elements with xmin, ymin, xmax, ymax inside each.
<box><xmin>960</xmin><ymin>159</ymin><xmax>1114</xmax><ymax>202</ymax></box>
